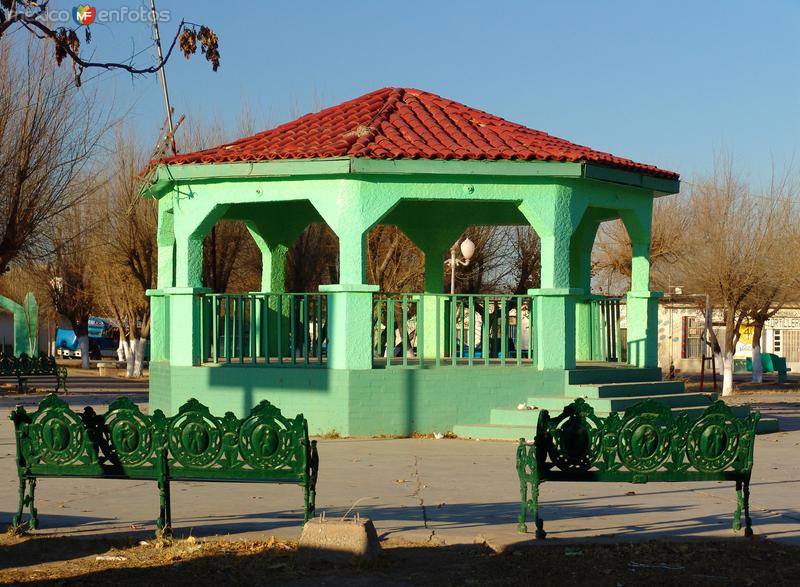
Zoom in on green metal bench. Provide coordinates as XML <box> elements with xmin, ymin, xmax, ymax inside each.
<box><xmin>9</xmin><ymin>394</ymin><xmax>318</xmax><ymax>537</ymax></box>
<box><xmin>746</xmin><ymin>352</ymin><xmax>791</xmax><ymax>383</ymax></box>
<box><xmin>0</xmin><ymin>354</ymin><xmax>68</xmax><ymax>394</ymax></box>
<box><xmin>516</xmin><ymin>398</ymin><xmax>759</xmax><ymax>539</ymax></box>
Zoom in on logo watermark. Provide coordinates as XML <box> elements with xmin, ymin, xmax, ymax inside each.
<box><xmin>40</xmin><ymin>4</ymin><xmax>172</xmax><ymax>26</ymax></box>
<box><xmin>72</xmin><ymin>5</ymin><xmax>96</xmax><ymax>26</ymax></box>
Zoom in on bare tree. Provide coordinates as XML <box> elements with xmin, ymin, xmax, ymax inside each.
<box><xmin>286</xmin><ymin>224</ymin><xmax>338</xmax><ymax>292</ymax></box>
<box><xmin>0</xmin><ymin>39</ymin><xmax>106</xmax><ymax>275</ymax></box>
<box><xmin>741</xmin><ymin>169</ymin><xmax>800</xmax><ymax>383</ymax></box>
<box><xmin>677</xmin><ymin>159</ymin><xmax>799</xmax><ymax>395</ymax></box>
<box><xmin>43</xmin><ymin>201</ymin><xmax>99</xmax><ymax>369</ymax></box>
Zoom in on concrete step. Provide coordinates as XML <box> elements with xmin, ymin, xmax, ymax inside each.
<box><xmin>452</xmin><ymin>423</ymin><xmax>535</xmax><ymax>441</ymax></box>
<box><xmin>464</xmin><ymin>403</ymin><xmax>779</xmax><ymax>440</ymax></box>
<box><xmin>567</xmin><ymin>367</ymin><xmax>663</xmax><ymax>385</ymax></box>
<box><xmin>567</xmin><ymin>380</ymin><xmax>686</xmax><ymax>398</ymax></box>
<box><xmin>526</xmin><ymin>392</ymin><xmax>716</xmax><ymax>413</ymax></box>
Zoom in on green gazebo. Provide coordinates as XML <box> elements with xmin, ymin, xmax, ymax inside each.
<box><xmin>144</xmin><ymin>87</ymin><xmax>695</xmax><ymax>438</ymax></box>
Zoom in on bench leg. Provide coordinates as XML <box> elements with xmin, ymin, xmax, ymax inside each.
<box><xmin>531</xmin><ymin>482</ymin><xmax>546</xmax><ymax>540</ymax></box>
<box><xmin>304</xmin><ymin>482</ymin><xmax>316</xmax><ymax>523</ymax></box>
<box><xmin>743</xmin><ymin>481</ymin><xmax>753</xmax><ymax>537</ymax></box>
<box><xmin>517</xmin><ymin>477</ymin><xmax>528</xmax><ymax>533</ymax></box>
<box><xmin>156</xmin><ymin>478</ymin><xmax>172</xmax><ymax>538</ymax></box>
<box><xmin>778</xmin><ymin>371</ymin><xmax>787</xmax><ymax>384</ymax></box>
<box><xmin>734</xmin><ymin>480</ymin><xmax>743</xmax><ymax>531</ymax></box>
<box><xmin>12</xmin><ymin>477</ymin><xmax>38</xmax><ymax>531</ymax></box>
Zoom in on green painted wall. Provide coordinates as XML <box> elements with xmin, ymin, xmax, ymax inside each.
<box><xmin>150</xmin><ymin>363</ymin><xmax>566</xmax><ymax>436</ymax></box>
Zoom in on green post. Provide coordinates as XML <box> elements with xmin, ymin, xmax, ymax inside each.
<box><xmin>529</xmin><ymin>288</ymin><xmax>582</xmax><ymax>370</ymax></box>
<box><xmin>626</xmin><ymin>290</ymin><xmax>662</xmax><ymax>368</ymax></box>
<box><xmin>164</xmin><ymin>287</ymin><xmax>210</xmax><ymax>366</ymax></box>
<box><xmin>0</xmin><ymin>293</ymin><xmax>39</xmax><ymax>356</ymax></box>
<box><xmin>574</xmin><ymin>299</ymin><xmax>593</xmax><ymax>361</ymax></box>
<box><xmin>319</xmin><ymin>284</ymin><xmax>378</xmax><ymax>369</ymax></box>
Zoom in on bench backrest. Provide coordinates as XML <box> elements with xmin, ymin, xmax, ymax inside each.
<box><xmin>518</xmin><ymin>399</ymin><xmax>759</xmax><ymax>483</ymax></box>
<box><xmin>9</xmin><ymin>394</ymin><xmax>314</xmax><ymax>484</ymax></box>
<box><xmin>1</xmin><ymin>353</ymin><xmax>58</xmax><ymax>375</ymax></box>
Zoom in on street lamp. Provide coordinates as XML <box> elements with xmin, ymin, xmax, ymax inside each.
<box><xmin>445</xmin><ymin>238</ymin><xmax>475</xmax><ymax>295</ymax></box>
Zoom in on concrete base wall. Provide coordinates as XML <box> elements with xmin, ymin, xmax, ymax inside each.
<box><xmin>149</xmin><ymin>362</ymin><xmax>566</xmax><ymax>437</ymax></box>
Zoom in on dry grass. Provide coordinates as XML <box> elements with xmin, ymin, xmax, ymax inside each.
<box><xmin>2</xmin><ymin>532</ymin><xmax>800</xmax><ymax>586</ymax></box>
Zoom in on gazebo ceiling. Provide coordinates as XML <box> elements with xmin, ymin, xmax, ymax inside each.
<box><xmin>160</xmin><ymin>87</ymin><xmax>678</xmax><ymax>181</ymax></box>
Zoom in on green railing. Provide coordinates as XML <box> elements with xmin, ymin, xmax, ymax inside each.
<box><xmin>200</xmin><ymin>293</ymin><xmax>327</xmax><ymax>365</ymax></box>
<box><xmin>373</xmin><ymin>293</ymin><xmax>535</xmax><ymax>367</ymax></box>
<box><xmin>590</xmin><ymin>297</ymin><xmax>623</xmax><ymax>362</ymax></box>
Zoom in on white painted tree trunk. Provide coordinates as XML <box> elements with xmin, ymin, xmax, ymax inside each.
<box><xmin>751</xmin><ymin>341</ymin><xmax>763</xmax><ymax>384</ymax></box>
<box><xmin>132</xmin><ymin>338</ymin><xmax>146</xmax><ymax>377</ymax></box>
<box><xmin>124</xmin><ymin>338</ymin><xmax>135</xmax><ymax>377</ymax></box>
<box><xmin>78</xmin><ymin>335</ymin><xmax>90</xmax><ymax>369</ymax></box>
<box><xmin>721</xmin><ymin>351</ymin><xmax>735</xmax><ymax>396</ymax></box>
<box><xmin>751</xmin><ymin>324</ymin><xmax>764</xmax><ymax>384</ymax></box>
<box><xmin>116</xmin><ymin>338</ymin><xmax>126</xmax><ymax>361</ymax></box>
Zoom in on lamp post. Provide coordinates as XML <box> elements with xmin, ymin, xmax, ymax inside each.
<box><xmin>445</xmin><ymin>238</ymin><xmax>475</xmax><ymax>295</ymax></box>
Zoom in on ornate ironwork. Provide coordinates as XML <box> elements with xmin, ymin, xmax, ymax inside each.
<box><xmin>0</xmin><ymin>353</ymin><xmax>67</xmax><ymax>394</ymax></box>
<box><xmin>517</xmin><ymin>398</ymin><xmax>759</xmax><ymax>539</ymax></box>
<box><xmin>9</xmin><ymin>394</ymin><xmax>318</xmax><ymax>536</ymax></box>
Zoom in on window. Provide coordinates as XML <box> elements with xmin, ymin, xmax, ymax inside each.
<box><xmin>682</xmin><ymin>316</ymin><xmax>703</xmax><ymax>358</ymax></box>
<box><xmin>779</xmin><ymin>330</ymin><xmax>800</xmax><ymax>363</ymax></box>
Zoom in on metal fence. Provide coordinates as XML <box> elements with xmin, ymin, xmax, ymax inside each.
<box><xmin>372</xmin><ymin>293</ymin><xmax>536</xmax><ymax>367</ymax></box>
<box><xmin>200</xmin><ymin>293</ymin><xmax>327</xmax><ymax>365</ymax></box>
<box><xmin>590</xmin><ymin>297</ymin><xmax>623</xmax><ymax>362</ymax></box>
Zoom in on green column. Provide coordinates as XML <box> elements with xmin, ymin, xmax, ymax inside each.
<box><xmin>150</xmin><ymin>199</ymin><xmax>176</xmax><ymax>364</ymax></box>
<box><xmin>167</xmin><ymin>201</ymin><xmax>225</xmax><ymax>367</ymax></box>
<box><xmin>569</xmin><ymin>214</ymin><xmax>601</xmax><ymax>362</ymax></box>
<box><xmin>310</xmin><ymin>180</ymin><xmax>401</xmax><ymax>371</ymax></box>
<box><xmin>620</xmin><ymin>204</ymin><xmax>660</xmax><ymax>367</ymax></box>
<box><xmin>519</xmin><ymin>187</ymin><xmax>587</xmax><ymax>371</ymax></box>
<box><xmin>401</xmin><ymin>224</ymin><xmax>463</xmax><ymax>361</ymax></box>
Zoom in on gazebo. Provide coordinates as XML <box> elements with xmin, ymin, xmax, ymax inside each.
<box><xmin>144</xmin><ymin>87</ymin><xmax>693</xmax><ymax>438</ymax></box>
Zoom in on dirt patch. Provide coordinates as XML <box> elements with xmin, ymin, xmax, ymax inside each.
<box><xmin>1</xmin><ymin>533</ymin><xmax>798</xmax><ymax>586</ymax></box>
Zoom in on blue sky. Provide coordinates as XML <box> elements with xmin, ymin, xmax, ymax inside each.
<box><xmin>51</xmin><ymin>0</ymin><xmax>800</xmax><ymax>187</ymax></box>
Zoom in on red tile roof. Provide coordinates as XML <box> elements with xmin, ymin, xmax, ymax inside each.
<box><xmin>161</xmin><ymin>88</ymin><xmax>678</xmax><ymax>180</ymax></box>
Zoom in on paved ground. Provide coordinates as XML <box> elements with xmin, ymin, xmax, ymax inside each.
<box><xmin>1</xmin><ymin>375</ymin><xmax>798</xmax><ymax>549</ymax></box>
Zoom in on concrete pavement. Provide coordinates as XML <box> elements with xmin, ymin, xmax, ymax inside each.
<box><xmin>0</xmin><ymin>383</ymin><xmax>798</xmax><ymax>548</ymax></box>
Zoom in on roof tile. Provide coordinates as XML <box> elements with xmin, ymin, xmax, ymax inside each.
<box><xmin>160</xmin><ymin>87</ymin><xmax>678</xmax><ymax>180</ymax></box>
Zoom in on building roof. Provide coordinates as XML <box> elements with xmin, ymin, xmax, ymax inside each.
<box><xmin>160</xmin><ymin>87</ymin><xmax>678</xmax><ymax>180</ymax></box>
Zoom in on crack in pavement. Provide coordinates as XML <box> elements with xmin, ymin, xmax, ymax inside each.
<box><xmin>409</xmin><ymin>455</ymin><xmax>428</xmax><ymax>529</ymax></box>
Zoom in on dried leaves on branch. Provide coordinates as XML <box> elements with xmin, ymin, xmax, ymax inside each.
<box><xmin>0</xmin><ymin>1</ymin><xmax>220</xmax><ymax>86</ymax></box>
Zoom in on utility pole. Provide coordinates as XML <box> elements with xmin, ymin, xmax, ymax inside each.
<box><xmin>149</xmin><ymin>0</ymin><xmax>177</xmax><ymax>155</ymax></box>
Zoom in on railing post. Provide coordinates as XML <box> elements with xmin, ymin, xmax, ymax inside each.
<box><xmin>319</xmin><ymin>284</ymin><xmax>378</xmax><ymax>369</ymax></box>
<box><xmin>528</xmin><ymin>288</ymin><xmax>582</xmax><ymax>370</ymax></box>
<box><xmin>153</xmin><ymin>287</ymin><xmax>210</xmax><ymax>367</ymax></box>
<box><xmin>626</xmin><ymin>290</ymin><xmax>662</xmax><ymax>368</ymax></box>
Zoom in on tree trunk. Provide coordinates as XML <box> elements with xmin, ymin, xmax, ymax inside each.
<box><xmin>78</xmin><ymin>335</ymin><xmax>90</xmax><ymax>369</ymax></box>
<box><xmin>124</xmin><ymin>336</ymin><xmax>135</xmax><ymax>377</ymax></box>
<box><xmin>721</xmin><ymin>350</ymin><xmax>735</xmax><ymax>396</ymax></box>
<box><xmin>751</xmin><ymin>323</ymin><xmax>764</xmax><ymax>384</ymax></box>
<box><xmin>117</xmin><ymin>338</ymin><xmax>126</xmax><ymax>361</ymax></box>
<box><xmin>132</xmin><ymin>337</ymin><xmax>146</xmax><ymax>377</ymax></box>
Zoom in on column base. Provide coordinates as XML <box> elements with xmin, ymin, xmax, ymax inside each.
<box><xmin>319</xmin><ymin>284</ymin><xmax>379</xmax><ymax>369</ymax></box>
<box><xmin>528</xmin><ymin>288</ymin><xmax>583</xmax><ymax>370</ymax></box>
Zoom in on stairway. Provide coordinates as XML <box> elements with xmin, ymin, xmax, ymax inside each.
<box><xmin>452</xmin><ymin>368</ymin><xmax>779</xmax><ymax>439</ymax></box>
